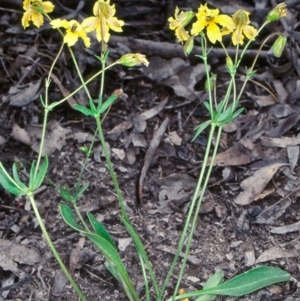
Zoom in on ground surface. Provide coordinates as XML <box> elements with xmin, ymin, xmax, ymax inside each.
<box><xmin>0</xmin><ymin>0</ymin><xmax>300</xmax><ymax>300</ymax></box>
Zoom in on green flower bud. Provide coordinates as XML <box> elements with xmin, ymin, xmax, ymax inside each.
<box><xmin>272</xmin><ymin>35</ymin><xmax>286</xmax><ymax>57</ymax></box>
<box><xmin>267</xmin><ymin>3</ymin><xmax>287</xmax><ymax>22</ymax></box>
<box><xmin>183</xmin><ymin>36</ymin><xmax>194</xmax><ymax>56</ymax></box>
<box><xmin>226</xmin><ymin>56</ymin><xmax>234</xmax><ymax>70</ymax></box>
<box><xmin>119</xmin><ymin>53</ymin><xmax>149</xmax><ymax>67</ymax></box>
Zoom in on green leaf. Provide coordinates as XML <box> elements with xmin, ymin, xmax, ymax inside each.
<box><xmin>73</xmin><ymin>104</ymin><xmax>94</xmax><ymax>116</ymax></box>
<box><xmin>208</xmin><ymin>266</ymin><xmax>290</xmax><ymax>296</ymax></box>
<box><xmin>97</xmin><ymin>94</ymin><xmax>117</xmax><ymax>115</ymax></box>
<box><xmin>88</xmin><ymin>97</ymin><xmax>97</xmax><ymax>113</ymax></box>
<box><xmin>59</xmin><ymin>204</ymin><xmax>84</xmax><ymax>232</ymax></box>
<box><xmin>87</xmin><ymin>213</ymin><xmax>116</xmax><ymax>249</ymax></box>
<box><xmin>231</xmin><ymin>107</ymin><xmax>244</xmax><ymax>120</ymax></box>
<box><xmin>85</xmin><ymin>232</ymin><xmax>139</xmax><ymax>301</ymax></box>
<box><xmin>192</xmin><ymin>120</ymin><xmax>211</xmax><ymax>142</ymax></box>
<box><xmin>59</xmin><ymin>186</ymin><xmax>74</xmax><ymax>202</ymax></box>
<box><xmin>120</xmin><ymin>216</ymin><xmax>149</xmax><ymax>263</ymax></box>
<box><xmin>178</xmin><ymin>266</ymin><xmax>290</xmax><ymax>299</ymax></box>
<box><xmin>31</xmin><ymin>156</ymin><xmax>48</xmax><ymax>190</ymax></box>
<box><xmin>74</xmin><ymin>183</ymin><xmax>89</xmax><ymax>200</ymax></box>
<box><xmin>0</xmin><ymin>163</ymin><xmax>26</xmax><ymax>196</ymax></box>
<box><xmin>12</xmin><ymin>163</ymin><xmax>27</xmax><ymax>191</ymax></box>
<box><xmin>195</xmin><ymin>270</ymin><xmax>224</xmax><ymax>301</ymax></box>
<box><xmin>216</xmin><ymin>104</ymin><xmax>233</xmax><ymax>123</ymax></box>
<box><xmin>203</xmin><ymin>101</ymin><xmax>213</xmax><ymax>116</ymax></box>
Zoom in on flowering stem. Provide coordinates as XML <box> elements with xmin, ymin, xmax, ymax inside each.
<box><xmin>95</xmin><ymin>115</ymin><xmax>129</xmax><ymax>221</ymax></box>
<box><xmin>34</xmin><ymin>42</ymin><xmax>64</xmax><ymax>178</ymax></box>
<box><xmin>28</xmin><ymin>193</ymin><xmax>87</xmax><ymax>301</ymax></box>
<box><xmin>172</xmin><ymin>125</ymin><xmax>222</xmax><ymax>301</ymax></box>
<box><xmin>68</xmin><ymin>47</ymin><xmax>93</xmax><ymax>101</ymax></box>
<box><xmin>48</xmin><ymin>62</ymin><xmax>119</xmax><ymax>110</ymax></box>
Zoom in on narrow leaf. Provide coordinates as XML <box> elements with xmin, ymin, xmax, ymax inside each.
<box><xmin>87</xmin><ymin>213</ymin><xmax>116</xmax><ymax>249</ymax></box>
<box><xmin>12</xmin><ymin>164</ymin><xmax>27</xmax><ymax>191</ymax></box>
<box><xmin>0</xmin><ymin>163</ymin><xmax>25</xmax><ymax>196</ymax></box>
<box><xmin>98</xmin><ymin>94</ymin><xmax>117</xmax><ymax>115</ymax></box>
<box><xmin>192</xmin><ymin>120</ymin><xmax>211</xmax><ymax>142</ymax></box>
<box><xmin>59</xmin><ymin>204</ymin><xmax>84</xmax><ymax>232</ymax></box>
<box><xmin>59</xmin><ymin>186</ymin><xmax>74</xmax><ymax>202</ymax></box>
<box><xmin>181</xmin><ymin>266</ymin><xmax>290</xmax><ymax>299</ymax></box>
<box><xmin>74</xmin><ymin>182</ymin><xmax>89</xmax><ymax>200</ymax></box>
<box><xmin>208</xmin><ymin>266</ymin><xmax>290</xmax><ymax>296</ymax></box>
<box><xmin>32</xmin><ymin>156</ymin><xmax>48</xmax><ymax>190</ymax></box>
<box><xmin>73</xmin><ymin>105</ymin><xmax>94</xmax><ymax>116</ymax></box>
<box><xmin>195</xmin><ymin>270</ymin><xmax>223</xmax><ymax>301</ymax></box>
<box><xmin>85</xmin><ymin>232</ymin><xmax>139</xmax><ymax>301</ymax></box>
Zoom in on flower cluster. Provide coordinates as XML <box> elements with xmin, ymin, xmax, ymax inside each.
<box><xmin>168</xmin><ymin>2</ymin><xmax>287</xmax><ymax>48</ymax></box>
<box><xmin>21</xmin><ymin>0</ymin><xmax>149</xmax><ymax>66</ymax></box>
<box><xmin>21</xmin><ymin>0</ymin><xmax>123</xmax><ymax>48</ymax></box>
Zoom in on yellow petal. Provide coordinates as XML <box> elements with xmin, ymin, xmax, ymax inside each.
<box><xmin>41</xmin><ymin>1</ymin><xmax>55</xmax><ymax>13</ymax></box>
<box><xmin>93</xmin><ymin>1</ymin><xmax>101</xmax><ymax>16</ymax></box>
<box><xmin>175</xmin><ymin>26</ymin><xmax>189</xmax><ymax>42</ymax></box>
<box><xmin>242</xmin><ymin>24</ymin><xmax>257</xmax><ymax>40</ymax></box>
<box><xmin>107</xmin><ymin>16</ymin><xmax>124</xmax><ymax>32</ymax></box>
<box><xmin>191</xmin><ymin>19</ymin><xmax>206</xmax><ymax>36</ymax></box>
<box><xmin>206</xmin><ymin>22</ymin><xmax>222</xmax><ymax>44</ymax></box>
<box><xmin>50</xmin><ymin>18</ymin><xmax>69</xmax><ymax>29</ymax></box>
<box><xmin>232</xmin><ymin>28</ymin><xmax>244</xmax><ymax>45</ymax></box>
<box><xmin>23</xmin><ymin>0</ymin><xmax>31</xmax><ymax>11</ymax></box>
<box><xmin>78</xmin><ymin>31</ymin><xmax>91</xmax><ymax>48</ymax></box>
<box><xmin>32</xmin><ymin>12</ymin><xmax>44</xmax><ymax>28</ymax></box>
<box><xmin>82</xmin><ymin>16</ymin><xmax>98</xmax><ymax>32</ymax></box>
<box><xmin>21</xmin><ymin>11</ymin><xmax>31</xmax><ymax>28</ymax></box>
<box><xmin>215</xmin><ymin>14</ymin><xmax>233</xmax><ymax>28</ymax></box>
<box><xmin>95</xmin><ymin>21</ymin><xmax>110</xmax><ymax>42</ymax></box>
<box><xmin>64</xmin><ymin>31</ymin><xmax>78</xmax><ymax>46</ymax></box>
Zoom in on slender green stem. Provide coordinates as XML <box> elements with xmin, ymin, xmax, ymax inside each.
<box><xmin>28</xmin><ymin>193</ymin><xmax>87</xmax><ymax>301</ymax></box>
<box><xmin>74</xmin><ymin>204</ymin><xmax>90</xmax><ymax>232</ymax></box>
<box><xmin>76</xmin><ymin>130</ymin><xmax>98</xmax><ymax>187</ymax></box>
<box><xmin>95</xmin><ymin>116</ymin><xmax>129</xmax><ymax>221</ymax></box>
<box><xmin>99</xmin><ymin>54</ymin><xmax>106</xmax><ymax>106</ymax></box>
<box><xmin>48</xmin><ymin>62</ymin><xmax>119</xmax><ymax>110</ymax></box>
<box><xmin>172</xmin><ymin>125</ymin><xmax>222</xmax><ymax>301</ymax></box>
<box><xmin>200</xmin><ymin>36</ymin><xmax>214</xmax><ymax>116</ymax></box>
<box><xmin>34</xmin><ymin>43</ymin><xmax>64</xmax><ymax>178</ymax></box>
<box><xmin>140</xmin><ymin>255</ymin><xmax>150</xmax><ymax>301</ymax></box>
<box><xmin>33</xmin><ymin>109</ymin><xmax>49</xmax><ymax>179</ymax></box>
<box><xmin>159</xmin><ymin>124</ymin><xmax>216</xmax><ymax>301</ymax></box>
<box><xmin>236</xmin><ymin>32</ymin><xmax>282</xmax><ymax>103</ymax></box>
<box><xmin>68</xmin><ymin>47</ymin><xmax>93</xmax><ymax>101</ymax></box>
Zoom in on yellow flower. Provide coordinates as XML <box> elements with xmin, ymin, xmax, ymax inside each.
<box><xmin>22</xmin><ymin>0</ymin><xmax>54</xmax><ymax>29</ymax></box>
<box><xmin>191</xmin><ymin>3</ymin><xmax>233</xmax><ymax>44</ymax></box>
<box><xmin>168</xmin><ymin>7</ymin><xmax>195</xmax><ymax>43</ymax></box>
<box><xmin>118</xmin><ymin>53</ymin><xmax>149</xmax><ymax>67</ymax></box>
<box><xmin>231</xmin><ymin>10</ymin><xmax>257</xmax><ymax>46</ymax></box>
<box><xmin>82</xmin><ymin>0</ymin><xmax>124</xmax><ymax>43</ymax></box>
<box><xmin>50</xmin><ymin>19</ymin><xmax>91</xmax><ymax>48</ymax></box>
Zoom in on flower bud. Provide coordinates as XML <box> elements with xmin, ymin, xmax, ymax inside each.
<box><xmin>267</xmin><ymin>3</ymin><xmax>287</xmax><ymax>22</ymax></box>
<box><xmin>226</xmin><ymin>56</ymin><xmax>234</xmax><ymax>70</ymax></box>
<box><xmin>119</xmin><ymin>53</ymin><xmax>149</xmax><ymax>67</ymax></box>
<box><xmin>272</xmin><ymin>35</ymin><xmax>286</xmax><ymax>57</ymax></box>
<box><xmin>183</xmin><ymin>36</ymin><xmax>194</xmax><ymax>56</ymax></box>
